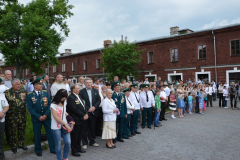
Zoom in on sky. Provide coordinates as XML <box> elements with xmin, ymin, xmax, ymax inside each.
<box><xmin>2</xmin><ymin>0</ymin><xmax>240</xmax><ymax>57</ymax></box>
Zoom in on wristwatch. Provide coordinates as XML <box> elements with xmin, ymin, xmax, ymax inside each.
<box><xmin>2</xmin><ymin>111</ymin><xmax>6</xmax><ymax>114</ymax></box>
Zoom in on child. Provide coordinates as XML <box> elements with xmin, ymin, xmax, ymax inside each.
<box><xmin>198</xmin><ymin>89</ymin><xmax>204</xmax><ymax>115</ymax></box>
<box><xmin>188</xmin><ymin>92</ymin><xmax>193</xmax><ymax>114</ymax></box>
<box><xmin>169</xmin><ymin>91</ymin><xmax>176</xmax><ymax>119</ymax></box>
<box><xmin>154</xmin><ymin>89</ymin><xmax>161</xmax><ymax>127</ymax></box>
<box><xmin>223</xmin><ymin>86</ymin><xmax>228</xmax><ymax>108</ymax></box>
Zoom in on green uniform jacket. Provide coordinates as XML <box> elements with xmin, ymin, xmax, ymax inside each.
<box><xmin>112</xmin><ymin>91</ymin><xmax>127</xmax><ymax>118</ymax></box>
<box><xmin>4</xmin><ymin>87</ymin><xmax>27</xmax><ymax>114</ymax></box>
<box><xmin>26</xmin><ymin>90</ymin><xmax>51</xmax><ymax>123</ymax></box>
<box><xmin>155</xmin><ymin>95</ymin><xmax>161</xmax><ymax>110</ymax></box>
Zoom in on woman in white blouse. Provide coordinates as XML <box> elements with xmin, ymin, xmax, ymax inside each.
<box><xmin>102</xmin><ymin>89</ymin><xmax>119</xmax><ymax>149</ymax></box>
<box><xmin>218</xmin><ymin>83</ymin><xmax>224</xmax><ymax>107</ymax></box>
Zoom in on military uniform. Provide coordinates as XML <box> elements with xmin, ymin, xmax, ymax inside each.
<box><xmin>111</xmin><ymin>81</ymin><xmax>127</xmax><ymax>141</ymax></box>
<box><xmin>4</xmin><ymin>87</ymin><xmax>27</xmax><ymax>150</ymax></box>
<box><xmin>26</xmin><ymin>77</ymin><xmax>55</xmax><ymax>154</ymax></box>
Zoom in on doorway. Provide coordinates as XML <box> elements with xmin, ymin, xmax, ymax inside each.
<box><xmin>197</xmin><ymin>74</ymin><xmax>209</xmax><ymax>81</ymax></box>
<box><xmin>146</xmin><ymin>76</ymin><xmax>155</xmax><ymax>82</ymax></box>
<box><xmin>170</xmin><ymin>75</ymin><xmax>181</xmax><ymax>82</ymax></box>
<box><xmin>229</xmin><ymin>72</ymin><xmax>240</xmax><ymax>84</ymax></box>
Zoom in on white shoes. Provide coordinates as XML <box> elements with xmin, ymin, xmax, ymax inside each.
<box><xmin>189</xmin><ymin>112</ymin><xmax>193</xmax><ymax>114</ymax></box>
<box><xmin>171</xmin><ymin>115</ymin><xmax>176</xmax><ymax>119</ymax></box>
<box><xmin>82</xmin><ymin>145</ymin><xmax>87</xmax><ymax>149</ymax></box>
<box><xmin>90</xmin><ymin>143</ymin><xmax>99</xmax><ymax>147</ymax></box>
<box><xmin>224</xmin><ymin>107</ymin><xmax>228</xmax><ymax>108</ymax></box>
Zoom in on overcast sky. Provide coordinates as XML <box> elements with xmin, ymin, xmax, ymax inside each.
<box><xmin>3</xmin><ymin>0</ymin><xmax>240</xmax><ymax>57</ymax></box>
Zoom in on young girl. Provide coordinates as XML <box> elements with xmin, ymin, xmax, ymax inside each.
<box><xmin>223</xmin><ymin>86</ymin><xmax>228</xmax><ymax>108</ymax></box>
<box><xmin>154</xmin><ymin>89</ymin><xmax>161</xmax><ymax>127</ymax></box>
<box><xmin>169</xmin><ymin>91</ymin><xmax>176</xmax><ymax>119</ymax></box>
<box><xmin>188</xmin><ymin>92</ymin><xmax>193</xmax><ymax>114</ymax></box>
<box><xmin>198</xmin><ymin>89</ymin><xmax>205</xmax><ymax>115</ymax></box>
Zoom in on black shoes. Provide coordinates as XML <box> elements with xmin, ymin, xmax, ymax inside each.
<box><xmin>78</xmin><ymin>148</ymin><xmax>86</xmax><ymax>153</ymax></box>
<box><xmin>106</xmin><ymin>143</ymin><xmax>114</xmax><ymax>149</ymax></box>
<box><xmin>123</xmin><ymin>137</ymin><xmax>129</xmax><ymax>139</ymax></box>
<box><xmin>128</xmin><ymin>134</ymin><xmax>133</xmax><ymax>137</ymax></box>
<box><xmin>113</xmin><ymin>140</ymin><xmax>116</xmax><ymax>144</ymax></box>
<box><xmin>147</xmin><ymin>126</ymin><xmax>151</xmax><ymax>129</ymax></box>
<box><xmin>154</xmin><ymin>125</ymin><xmax>159</xmax><ymax>127</ymax></box>
<box><xmin>142</xmin><ymin>126</ymin><xmax>145</xmax><ymax>129</ymax></box>
<box><xmin>131</xmin><ymin>132</ymin><xmax>136</xmax><ymax>136</ymax></box>
<box><xmin>72</xmin><ymin>152</ymin><xmax>81</xmax><ymax>157</ymax></box>
<box><xmin>135</xmin><ymin>131</ymin><xmax>141</xmax><ymax>134</ymax></box>
<box><xmin>36</xmin><ymin>152</ymin><xmax>42</xmax><ymax>156</ymax></box>
<box><xmin>18</xmin><ymin>146</ymin><xmax>28</xmax><ymax>150</ymax></box>
<box><xmin>11</xmin><ymin>148</ymin><xmax>17</xmax><ymax>154</ymax></box>
<box><xmin>162</xmin><ymin>118</ymin><xmax>167</xmax><ymax>121</ymax></box>
<box><xmin>50</xmin><ymin>151</ymin><xmax>56</xmax><ymax>154</ymax></box>
<box><xmin>117</xmin><ymin>139</ymin><xmax>124</xmax><ymax>142</ymax></box>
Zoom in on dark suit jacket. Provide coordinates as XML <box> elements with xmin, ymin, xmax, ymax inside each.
<box><xmin>79</xmin><ymin>88</ymin><xmax>101</xmax><ymax>117</ymax></box>
<box><xmin>151</xmin><ymin>89</ymin><xmax>156</xmax><ymax>97</ymax></box>
<box><xmin>66</xmin><ymin>93</ymin><xmax>87</xmax><ymax>125</ymax></box>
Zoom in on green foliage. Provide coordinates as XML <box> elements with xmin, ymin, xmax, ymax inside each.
<box><xmin>101</xmin><ymin>40</ymin><xmax>145</xmax><ymax>80</ymax></box>
<box><xmin>0</xmin><ymin>0</ymin><xmax>74</xmax><ymax>78</ymax></box>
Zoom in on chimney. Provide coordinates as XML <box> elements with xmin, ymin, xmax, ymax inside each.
<box><xmin>170</xmin><ymin>26</ymin><xmax>179</xmax><ymax>35</ymax></box>
<box><xmin>104</xmin><ymin>40</ymin><xmax>113</xmax><ymax>48</ymax></box>
<box><xmin>60</xmin><ymin>49</ymin><xmax>72</xmax><ymax>56</ymax></box>
<box><xmin>65</xmin><ymin>49</ymin><xmax>72</xmax><ymax>53</ymax></box>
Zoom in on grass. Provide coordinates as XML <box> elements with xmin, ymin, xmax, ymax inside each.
<box><xmin>4</xmin><ymin>112</ymin><xmax>46</xmax><ymax>151</ymax></box>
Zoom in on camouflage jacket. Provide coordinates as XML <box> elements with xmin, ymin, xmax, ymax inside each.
<box><xmin>4</xmin><ymin>87</ymin><xmax>27</xmax><ymax>114</ymax></box>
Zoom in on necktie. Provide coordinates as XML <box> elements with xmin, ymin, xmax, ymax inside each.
<box><xmin>118</xmin><ymin>93</ymin><xmax>120</xmax><ymax>100</ymax></box>
<box><xmin>38</xmin><ymin>91</ymin><xmax>41</xmax><ymax>98</ymax></box>
<box><xmin>134</xmin><ymin>93</ymin><xmax>139</xmax><ymax>103</ymax></box>
<box><xmin>146</xmin><ymin>92</ymin><xmax>148</xmax><ymax>102</ymax></box>
<box><xmin>127</xmin><ymin>97</ymin><xmax>132</xmax><ymax>106</ymax></box>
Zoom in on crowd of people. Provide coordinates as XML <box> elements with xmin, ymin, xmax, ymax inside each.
<box><xmin>0</xmin><ymin>71</ymin><xmax>239</xmax><ymax>160</ymax></box>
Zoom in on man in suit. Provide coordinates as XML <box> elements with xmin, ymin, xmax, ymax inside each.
<box><xmin>79</xmin><ymin>78</ymin><xmax>101</xmax><ymax>149</ymax></box>
<box><xmin>67</xmin><ymin>84</ymin><xmax>88</xmax><ymax>157</ymax></box>
<box><xmin>26</xmin><ymin>77</ymin><xmax>55</xmax><ymax>156</ymax></box>
<box><xmin>111</xmin><ymin>81</ymin><xmax>127</xmax><ymax>143</ymax></box>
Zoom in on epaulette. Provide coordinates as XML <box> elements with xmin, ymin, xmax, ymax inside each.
<box><xmin>28</xmin><ymin>91</ymin><xmax>33</xmax><ymax>95</ymax></box>
<box><xmin>42</xmin><ymin>90</ymin><xmax>47</xmax><ymax>92</ymax></box>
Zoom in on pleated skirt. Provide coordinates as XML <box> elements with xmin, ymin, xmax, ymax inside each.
<box><xmin>102</xmin><ymin>121</ymin><xmax>116</xmax><ymax>139</ymax></box>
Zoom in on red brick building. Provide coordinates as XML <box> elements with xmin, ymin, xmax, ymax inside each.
<box><xmin>1</xmin><ymin>24</ymin><xmax>240</xmax><ymax>85</ymax></box>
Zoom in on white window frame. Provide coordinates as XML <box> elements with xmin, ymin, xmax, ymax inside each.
<box><xmin>96</xmin><ymin>59</ymin><xmax>100</xmax><ymax>69</ymax></box>
<box><xmin>62</xmin><ymin>64</ymin><xmax>65</xmax><ymax>72</ymax></box>
<box><xmin>26</xmin><ymin>69</ymin><xmax>28</xmax><ymax>76</ymax></box>
<box><xmin>83</xmin><ymin>61</ymin><xmax>87</xmax><ymax>71</ymax></box>
<box><xmin>171</xmin><ymin>48</ymin><xmax>178</xmax><ymax>62</ymax></box>
<box><xmin>72</xmin><ymin>62</ymin><xmax>75</xmax><ymax>71</ymax></box>
<box><xmin>53</xmin><ymin>65</ymin><xmax>56</xmax><ymax>73</ymax></box>
<box><xmin>45</xmin><ymin>68</ymin><xmax>48</xmax><ymax>74</ymax></box>
<box><xmin>198</xmin><ymin>44</ymin><xmax>206</xmax><ymax>59</ymax></box>
<box><xmin>148</xmin><ymin>52</ymin><xmax>154</xmax><ymax>64</ymax></box>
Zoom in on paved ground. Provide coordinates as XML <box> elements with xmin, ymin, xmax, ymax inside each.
<box><xmin>13</xmin><ymin>100</ymin><xmax>240</xmax><ymax>160</ymax></box>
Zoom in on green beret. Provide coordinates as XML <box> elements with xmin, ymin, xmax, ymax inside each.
<box><xmin>122</xmin><ymin>88</ymin><xmax>130</xmax><ymax>92</ymax></box>
<box><xmin>21</xmin><ymin>79</ymin><xmax>25</xmax><ymax>81</ymax></box>
<box><xmin>168</xmin><ymin>83</ymin><xmax>172</xmax><ymax>85</ymax></box>
<box><xmin>32</xmin><ymin>77</ymin><xmax>43</xmax><ymax>85</ymax></box>
<box><xmin>130</xmin><ymin>84</ymin><xmax>138</xmax><ymax>88</ymax></box>
<box><xmin>42</xmin><ymin>73</ymin><xmax>46</xmax><ymax>79</ymax></box>
<box><xmin>112</xmin><ymin>81</ymin><xmax>120</xmax><ymax>88</ymax></box>
<box><xmin>142</xmin><ymin>84</ymin><xmax>150</xmax><ymax>88</ymax></box>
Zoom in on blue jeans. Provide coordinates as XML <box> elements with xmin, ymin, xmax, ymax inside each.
<box><xmin>154</xmin><ymin>109</ymin><xmax>160</xmax><ymax>125</ymax></box>
<box><xmin>212</xmin><ymin>93</ymin><xmax>216</xmax><ymax>101</ymax></box>
<box><xmin>188</xmin><ymin>103</ymin><xmax>193</xmax><ymax>113</ymax></box>
<box><xmin>182</xmin><ymin>102</ymin><xmax>187</xmax><ymax>115</ymax></box>
<box><xmin>223</xmin><ymin>96</ymin><xmax>227</xmax><ymax>107</ymax></box>
<box><xmin>51</xmin><ymin>129</ymin><xmax>71</xmax><ymax>160</ymax></box>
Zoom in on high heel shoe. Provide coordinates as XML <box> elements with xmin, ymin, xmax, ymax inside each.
<box><xmin>112</xmin><ymin>145</ymin><xmax>116</xmax><ymax>148</ymax></box>
<box><xmin>106</xmin><ymin>143</ymin><xmax>114</xmax><ymax>149</ymax></box>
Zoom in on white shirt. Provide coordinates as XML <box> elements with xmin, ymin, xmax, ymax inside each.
<box><xmin>0</xmin><ymin>85</ymin><xmax>9</xmax><ymax>93</ymax></box>
<box><xmin>50</xmin><ymin>102</ymin><xmax>67</xmax><ymax>130</ymax></box>
<box><xmin>4</xmin><ymin>80</ymin><xmax>12</xmax><ymax>89</ymax></box>
<box><xmin>126</xmin><ymin>96</ymin><xmax>135</xmax><ymax>114</ymax></box>
<box><xmin>65</xmin><ymin>83</ymin><xmax>70</xmax><ymax>93</ymax></box>
<box><xmin>102</xmin><ymin>98</ymin><xmax>117</xmax><ymax>122</ymax></box>
<box><xmin>164</xmin><ymin>87</ymin><xmax>170</xmax><ymax>96</ymax></box>
<box><xmin>205</xmin><ymin>87</ymin><xmax>214</xmax><ymax>95</ymax></box>
<box><xmin>129</xmin><ymin>91</ymin><xmax>140</xmax><ymax>110</ymax></box>
<box><xmin>223</xmin><ymin>84</ymin><xmax>229</xmax><ymax>89</ymax></box>
<box><xmin>223</xmin><ymin>89</ymin><xmax>228</xmax><ymax>96</ymax></box>
<box><xmin>144</xmin><ymin>81</ymin><xmax>149</xmax><ymax>84</ymax></box>
<box><xmin>50</xmin><ymin>82</ymin><xmax>67</xmax><ymax>97</ymax></box>
<box><xmin>0</xmin><ymin>93</ymin><xmax>9</xmax><ymax>122</ymax></box>
<box><xmin>139</xmin><ymin>91</ymin><xmax>155</xmax><ymax>108</ymax></box>
<box><xmin>160</xmin><ymin>90</ymin><xmax>167</xmax><ymax>102</ymax></box>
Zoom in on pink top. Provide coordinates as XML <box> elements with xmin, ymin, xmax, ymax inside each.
<box><xmin>169</xmin><ymin>95</ymin><xmax>176</xmax><ymax>103</ymax></box>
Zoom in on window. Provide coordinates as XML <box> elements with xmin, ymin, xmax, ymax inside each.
<box><xmin>171</xmin><ymin>48</ymin><xmax>178</xmax><ymax>62</ymax></box>
<box><xmin>148</xmin><ymin>52</ymin><xmax>154</xmax><ymax>64</ymax></box>
<box><xmin>72</xmin><ymin>62</ymin><xmax>76</xmax><ymax>71</ymax></box>
<box><xmin>198</xmin><ymin>45</ymin><xmax>206</xmax><ymax>59</ymax></box>
<box><xmin>53</xmin><ymin>65</ymin><xmax>56</xmax><ymax>73</ymax></box>
<box><xmin>83</xmin><ymin>61</ymin><xmax>87</xmax><ymax>70</ymax></box>
<box><xmin>96</xmin><ymin>59</ymin><xmax>100</xmax><ymax>69</ymax></box>
<box><xmin>62</xmin><ymin>64</ymin><xmax>65</xmax><ymax>72</ymax></box>
<box><xmin>231</xmin><ymin>40</ymin><xmax>240</xmax><ymax>56</ymax></box>
<box><xmin>45</xmin><ymin>68</ymin><xmax>48</xmax><ymax>74</ymax></box>
<box><xmin>26</xmin><ymin>69</ymin><xmax>28</xmax><ymax>75</ymax></box>
<box><xmin>14</xmin><ymin>70</ymin><xmax>16</xmax><ymax>76</ymax></box>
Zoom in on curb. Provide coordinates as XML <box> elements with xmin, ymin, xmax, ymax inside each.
<box><xmin>5</xmin><ymin>139</ymin><xmax>64</xmax><ymax>160</ymax></box>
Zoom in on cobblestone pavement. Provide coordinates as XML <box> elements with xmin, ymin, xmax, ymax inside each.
<box><xmin>13</xmin><ymin>100</ymin><xmax>240</xmax><ymax>160</ymax></box>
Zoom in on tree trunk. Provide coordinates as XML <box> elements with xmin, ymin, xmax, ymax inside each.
<box><xmin>16</xmin><ymin>65</ymin><xmax>24</xmax><ymax>79</ymax></box>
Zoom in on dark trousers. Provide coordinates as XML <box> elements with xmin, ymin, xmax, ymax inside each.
<box><xmin>195</xmin><ymin>97</ymin><xmax>199</xmax><ymax>113</ymax></box>
<box><xmin>142</xmin><ymin>107</ymin><xmax>152</xmax><ymax>127</ymax></box>
<box><xmin>207</xmin><ymin>95</ymin><xmax>212</xmax><ymax>107</ymax></box>
<box><xmin>33</xmin><ymin>119</ymin><xmax>55</xmax><ymax>153</ymax></box>
<box><xmin>223</xmin><ymin>96</ymin><xmax>227</xmax><ymax>107</ymax></box>
<box><xmin>123</xmin><ymin>114</ymin><xmax>131</xmax><ymax>138</ymax></box>
<box><xmin>82</xmin><ymin>115</ymin><xmax>96</xmax><ymax>145</ymax></box>
<box><xmin>160</xmin><ymin>102</ymin><xmax>166</xmax><ymax>120</ymax></box>
<box><xmin>212</xmin><ymin>93</ymin><xmax>216</xmax><ymax>101</ymax></box>
<box><xmin>219</xmin><ymin>93</ymin><xmax>223</xmax><ymax>107</ymax></box>
<box><xmin>95</xmin><ymin>113</ymin><xmax>103</xmax><ymax>136</ymax></box>
<box><xmin>130</xmin><ymin>109</ymin><xmax>139</xmax><ymax>133</ymax></box>
<box><xmin>71</xmin><ymin>124</ymin><xmax>83</xmax><ymax>154</ymax></box>
<box><xmin>151</xmin><ymin>107</ymin><xmax>155</xmax><ymax>123</ymax></box>
<box><xmin>116</xmin><ymin>117</ymin><xmax>124</xmax><ymax>140</ymax></box>
<box><xmin>4</xmin><ymin>124</ymin><xmax>9</xmax><ymax>144</ymax></box>
<box><xmin>0</xmin><ymin>122</ymin><xmax>5</xmax><ymax>160</ymax></box>
<box><xmin>230</xmin><ymin>94</ymin><xmax>237</xmax><ymax>107</ymax></box>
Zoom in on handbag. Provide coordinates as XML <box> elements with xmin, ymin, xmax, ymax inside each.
<box><xmin>61</xmin><ymin>105</ymin><xmax>71</xmax><ymax>134</ymax></box>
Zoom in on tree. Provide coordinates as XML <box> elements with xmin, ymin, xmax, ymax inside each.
<box><xmin>0</xmin><ymin>0</ymin><xmax>74</xmax><ymax>78</ymax></box>
<box><xmin>101</xmin><ymin>40</ymin><xmax>145</xmax><ymax>80</ymax></box>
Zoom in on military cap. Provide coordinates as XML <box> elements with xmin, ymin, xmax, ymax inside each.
<box><xmin>112</xmin><ymin>81</ymin><xmax>120</xmax><ymax>88</ymax></box>
<box><xmin>130</xmin><ymin>84</ymin><xmax>138</xmax><ymax>88</ymax></box>
<box><xmin>142</xmin><ymin>84</ymin><xmax>150</xmax><ymax>88</ymax></box>
<box><xmin>32</xmin><ymin>77</ymin><xmax>43</xmax><ymax>85</ymax></box>
<box><xmin>21</xmin><ymin>79</ymin><xmax>25</xmax><ymax>81</ymax></box>
<box><xmin>42</xmin><ymin>73</ymin><xmax>47</xmax><ymax>79</ymax></box>
<box><xmin>168</xmin><ymin>83</ymin><xmax>172</xmax><ymax>85</ymax></box>
<box><xmin>122</xmin><ymin>88</ymin><xmax>130</xmax><ymax>92</ymax></box>
<box><xmin>163</xmin><ymin>83</ymin><xmax>168</xmax><ymax>86</ymax></box>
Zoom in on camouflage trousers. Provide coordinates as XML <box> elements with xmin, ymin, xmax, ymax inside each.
<box><xmin>6</xmin><ymin>113</ymin><xmax>26</xmax><ymax>149</ymax></box>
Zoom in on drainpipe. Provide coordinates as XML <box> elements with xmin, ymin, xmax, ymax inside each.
<box><xmin>212</xmin><ymin>30</ymin><xmax>217</xmax><ymax>84</ymax></box>
<box><xmin>100</xmin><ymin>49</ymin><xmax>104</xmax><ymax>76</ymax></box>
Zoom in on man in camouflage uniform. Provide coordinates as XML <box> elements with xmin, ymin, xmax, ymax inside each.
<box><xmin>4</xmin><ymin>78</ymin><xmax>28</xmax><ymax>153</ymax></box>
